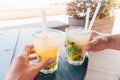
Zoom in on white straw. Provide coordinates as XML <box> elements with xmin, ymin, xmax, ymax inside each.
<box><xmin>84</xmin><ymin>8</ymin><xmax>90</xmax><ymax>30</ymax></box>
<box><xmin>88</xmin><ymin>3</ymin><xmax>101</xmax><ymax>30</ymax></box>
<box><xmin>41</xmin><ymin>9</ymin><xmax>47</xmax><ymax>32</ymax></box>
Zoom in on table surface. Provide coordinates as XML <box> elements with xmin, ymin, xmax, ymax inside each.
<box><xmin>85</xmin><ymin>49</ymin><xmax>120</xmax><ymax>80</ymax></box>
<box><xmin>0</xmin><ymin>27</ymin><xmax>88</xmax><ymax>80</ymax></box>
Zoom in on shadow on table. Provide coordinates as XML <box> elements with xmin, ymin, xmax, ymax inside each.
<box><xmin>34</xmin><ymin>55</ymin><xmax>88</xmax><ymax>80</ymax></box>
<box><xmin>34</xmin><ymin>72</ymin><xmax>57</xmax><ymax>80</ymax></box>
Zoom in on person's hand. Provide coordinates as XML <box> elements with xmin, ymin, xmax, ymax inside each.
<box><xmin>85</xmin><ymin>31</ymin><xmax>109</xmax><ymax>51</ymax></box>
<box><xmin>5</xmin><ymin>44</ymin><xmax>54</xmax><ymax>80</ymax></box>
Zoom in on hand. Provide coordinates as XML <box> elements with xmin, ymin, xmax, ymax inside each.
<box><xmin>5</xmin><ymin>44</ymin><xmax>54</xmax><ymax>80</ymax></box>
<box><xmin>85</xmin><ymin>31</ymin><xmax>109</xmax><ymax>51</ymax></box>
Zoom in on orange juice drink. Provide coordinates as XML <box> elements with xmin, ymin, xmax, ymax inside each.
<box><xmin>65</xmin><ymin>27</ymin><xmax>91</xmax><ymax>66</ymax></box>
<box><xmin>33</xmin><ymin>29</ymin><xmax>62</xmax><ymax>74</ymax></box>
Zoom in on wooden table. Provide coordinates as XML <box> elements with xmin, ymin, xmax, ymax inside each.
<box><xmin>92</xmin><ymin>17</ymin><xmax>114</xmax><ymax>34</ymax></box>
<box><xmin>0</xmin><ymin>27</ymin><xmax>88</xmax><ymax>80</ymax></box>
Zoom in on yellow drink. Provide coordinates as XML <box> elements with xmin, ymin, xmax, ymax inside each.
<box><xmin>34</xmin><ymin>45</ymin><xmax>60</xmax><ymax>70</ymax></box>
<box><xmin>33</xmin><ymin>29</ymin><xmax>62</xmax><ymax>74</ymax></box>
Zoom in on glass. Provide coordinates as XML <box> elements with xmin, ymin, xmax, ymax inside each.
<box><xmin>33</xmin><ymin>29</ymin><xmax>63</xmax><ymax>74</ymax></box>
<box><xmin>65</xmin><ymin>27</ymin><xmax>91</xmax><ymax>66</ymax></box>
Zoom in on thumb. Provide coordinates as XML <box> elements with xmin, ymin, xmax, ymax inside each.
<box><xmin>35</xmin><ymin>58</ymin><xmax>55</xmax><ymax>71</ymax></box>
<box><xmin>85</xmin><ymin>38</ymin><xmax>99</xmax><ymax>51</ymax></box>
<box><xmin>26</xmin><ymin>58</ymin><xmax>54</xmax><ymax>79</ymax></box>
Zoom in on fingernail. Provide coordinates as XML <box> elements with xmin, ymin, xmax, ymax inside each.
<box><xmin>48</xmin><ymin>58</ymin><xmax>54</xmax><ymax>64</ymax></box>
<box><xmin>94</xmin><ymin>40</ymin><xmax>98</xmax><ymax>44</ymax></box>
<box><xmin>85</xmin><ymin>46</ymin><xmax>91</xmax><ymax>51</ymax></box>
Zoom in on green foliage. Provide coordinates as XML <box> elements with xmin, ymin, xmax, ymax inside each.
<box><xmin>67</xmin><ymin>41</ymin><xmax>83</xmax><ymax>61</ymax></box>
<box><xmin>66</xmin><ymin>0</ymin><xmax>117</xmax><ymax>19</ymax></box>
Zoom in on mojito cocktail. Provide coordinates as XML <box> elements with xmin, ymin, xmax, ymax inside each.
<box><xmin>33</xmin><ymin>29</ymin><xmax>62</xmax><ymax>74</ymax></box>
<box><xmin>65</xmin><ymin>27</ymin><xmax>91</xmax><ymax>65</ymax></box>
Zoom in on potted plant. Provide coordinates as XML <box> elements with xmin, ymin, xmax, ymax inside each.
<box><xmin>66</xmin><ymin>0</ymin><xmax>116</xmax><ymax>27</ymax></box>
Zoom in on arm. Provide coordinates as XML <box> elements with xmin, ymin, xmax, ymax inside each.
<box><xmin>107</xmin><ymin>34</ymin><xmax>120</xmax><ymax>50</ymax></box>
<box><xmin>5</xmin><ymin>44</ymin><xmax>54</xmax><ymax>80</ymax></box>
<box><xmin>85</xmin><ymin>31</ymin><xmax>120</xmax><ymax>51</ymax></box>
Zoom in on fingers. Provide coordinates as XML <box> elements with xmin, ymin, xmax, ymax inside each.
<box><xmin>90</xmin><ymin>31</ymin><xmax>100</xmax><ymax>40</ymax></box>
<box><xmin>25</xmin><ymin>44</ymin><xmax>34</xmax><ymax>49</ymax></box>
<box><xmin>23</xmin><ymin>44</ymin><xmax>35</xmax><ymax>56</ymax></box>
<box><xmin>85</xmin><ymin>37</ymin><xmax>101</xmax><ymax>51</ymax></box>
<box><xmin>64</xmin><ymin>44</ymin><xmax>66</xmax><ymax>47</ymax></box>
<box><xmin>85</xmin><ymin>41</ymin><xmax>98</xmax><ymax>51</ymax></box>
<box><xmin>28</xmin><ymin>56</ymin><xmax>37</xmax><ymax>61</ymax></box>
<box><xmin>30</xmin><ymin>49</ymin><xmax>35</xmax><ymax>53</ymax></box>
<box><xmin>35</xmin><ymin>58</ymin><xmax>55</xmax><ymax>71</ymax></box>
<box><xmin>26</xmin><ymin>58</ymin><xmax>54</xmax><ymax>79</ymax></box>
<box><xmin>85</xmin><ymin>35</ymin><xmax>108</xmax><ymax>51</ymax></box>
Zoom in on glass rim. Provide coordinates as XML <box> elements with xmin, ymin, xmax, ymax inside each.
<box><xmin>32</xmin><ymin>29</ymin><xmax>63</xmax><ymax>39</ymax></box>
<box><xmin>65</xmin><ymin>26</ymin><xmax>91</xmax><ymax>33</ymax></box>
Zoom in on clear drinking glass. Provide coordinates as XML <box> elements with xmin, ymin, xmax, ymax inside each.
<box><xmin>33</xmin><ymin>29</ymin><xmax>63</xmax><ymax>74</ymax></box>
<box><xmin>65</xmin><ymin>27</ymin><xmax>91</xmax><ymax>66</ymax></box>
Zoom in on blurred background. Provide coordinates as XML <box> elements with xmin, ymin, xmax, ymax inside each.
<box><xmin>0</xmin><ymin>0</ymin><xmax>68</xmax><ymax>20</ymax></box>
<box><xmin>0</xmin><ymin>0</ymin><xmax>120</xmax><ymax>33</ymax></box>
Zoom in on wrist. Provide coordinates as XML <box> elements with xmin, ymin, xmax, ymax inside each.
<box><xmin>106</xmin><ymin>35</ymin><xmax>115</xmax><ymax>49</ymax></box>
<box><xmin>107</xmin><ymin>34</ymin><xmax>120</xmax><ymax>50</ymax></box>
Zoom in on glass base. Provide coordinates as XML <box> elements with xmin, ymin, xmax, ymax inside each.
<box><xmin>67</xmin><ymin>52</ymin><xmax>87</xmax><ymax>66</ymax></box>
<box><xmin>40</xmin><ymin>64</ymin><xmax>58</xmax><ymax>74</ymax></box>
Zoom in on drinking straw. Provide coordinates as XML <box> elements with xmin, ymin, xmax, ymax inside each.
<box><xmin>88</xmin><ymin>3</ymin><xmax>101</xmax><ymax>30</ymax></box>
<box><xmin>41</xmin><ymin>9</ymin><xmax>47</xmax><ymax>32</ymax></box>
<box><xmin>84</xmin><ymin>8</ymin><xmax>90</xmax><ymax>30</ymax></box>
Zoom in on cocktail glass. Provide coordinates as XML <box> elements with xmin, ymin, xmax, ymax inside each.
<box><xmin>65</xmin><ymin>27</ymin><xmax>91</xmax><ymax>66</ymax></box>
<box><xmin>33</xmin><ymin>29</ymin><xmax>63</xmax><ymax>74</ymax></box>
